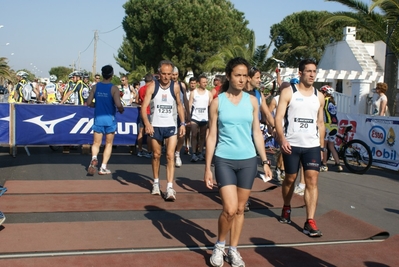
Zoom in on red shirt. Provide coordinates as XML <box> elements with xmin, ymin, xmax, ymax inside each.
<box><xmin>138</xmin><ymin>85</ymin><xmax>150</xmax><ymax>115</ymax></box>
<box><xmin>212</xmin><ymin>85</ymin><xmax>221</xmax><ymax>99</ymax></box>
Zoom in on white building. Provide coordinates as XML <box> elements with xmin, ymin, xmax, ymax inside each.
<box><xmin>280</xmin><ymin>26</ymin><xmax>390</xmax><ymax>115</ymax></box>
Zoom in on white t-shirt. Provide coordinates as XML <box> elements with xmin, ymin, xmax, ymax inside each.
<box><xmin>372</xmin><ymin>94</ymin><xmax>388</xmax><ymax>116</ymax></box>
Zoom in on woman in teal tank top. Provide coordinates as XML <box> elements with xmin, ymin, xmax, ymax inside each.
<box><xmin>204</xmin><ymin>57</ymin><xmax>272</xmax><ymax>267</ymax></box>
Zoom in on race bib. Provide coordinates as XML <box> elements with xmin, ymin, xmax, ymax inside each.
<box><xmin>293</xmin><ymin>118</ymin><xmax>314</xmax><ymax>133</ymax></box>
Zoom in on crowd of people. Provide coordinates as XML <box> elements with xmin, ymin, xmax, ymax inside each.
<box><xmin>2</xmin><ymin>58</ymin><xmax>372</xmax><ymax>266</ymax></box>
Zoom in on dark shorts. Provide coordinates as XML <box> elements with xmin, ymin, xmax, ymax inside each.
<box><xmin>92</xmin><ymin>124</ymin><xmax>117</xmax><ymax>134</ymax></box>
<box><xmin>213</xmin><ymin>155</ymin><xmax>258</xmax><ymax>190</ymax></box>
<box><xmin>282</xmin><ymin>146</ymin><xmax>321</xmax><ymax>174</ymax></box>
<box><xmin>191</xmin><ymin>119</ymin><xmax>208</xmax><ymax>128</ymax></box>
<box><xmin>151</xmin><ymin>126</ymin><xmax>177</xmax><ymax>142</ymax></box>
<box><xmin>139</xmin><ymin>114</ymin><xmax>151</xmax><ymax>128</ymax></box>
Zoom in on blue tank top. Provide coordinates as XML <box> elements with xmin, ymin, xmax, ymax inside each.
<box><xmin>215</xmin><ymin>92</ymin><xmax>256</xmax><ymax>160</ymax></box>
<box><xmin>94</xmin><ymin>82</ymin><xmax>116</xmax><ymax>126</ymax></box>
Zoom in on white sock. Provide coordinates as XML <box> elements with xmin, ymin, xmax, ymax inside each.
<box><xmin>167</xmin><ymin>182</ymin><xmax>173</xmax><ymax>189</ymax></box>
<box><xmin>299</xmin><ymin>183</ymin><xmax>305</xmax><ymax>189</ymax></box>
<box><xmin>101</xmin><ymin>164</ymin><xmax>106</xmax><ymax>169</ymax></box>
<box><xmin>154</xmin><ymin>178</ymin><xmax>159</xmax><ymax>184</ymax></box>
<box><xmin>92</xmin><ymin>156</ymin><xmax>97</xmax><ymax>160</ymax></box>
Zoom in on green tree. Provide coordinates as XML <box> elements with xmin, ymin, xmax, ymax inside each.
<box><xmin>325</xmin><ymin>0</ymin><xmax>398</xmax><ymax>115</ymax></box>
<box><xmin>0</xmin><ymin>57</ymin><xmax>12</xmax><ymax>82</ymax></box>
<box><xmin>49</xmin><ymin>66</ymin><xmax>73</xmax><ymax>83</ymax></box>
<box><xmin>120</xmin><ymin>0</ymin><xmax>252</xmax><ymax>78</ymax></box>
<box><xmin>269</xmin><ymin>10</ymin><xmax>379</xmax><ymax>67</ymax></box>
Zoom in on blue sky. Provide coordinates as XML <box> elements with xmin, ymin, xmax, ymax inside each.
<box><xmin>0</xmin><ymin>0</ymin><xmax>357</xmax><ymax>77</ymax></box>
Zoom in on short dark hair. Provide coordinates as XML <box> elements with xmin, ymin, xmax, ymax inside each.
<box><xmin>298</xmin><ymin>59</ymin><xmax>317</xmax><ymax>72</ymax></box>
<box><xmin>101</xmin><ymin>65</ymin><xmax>114</xmax><ymax>79</ymax></box>
<box><xmin>189</xmin><ymin>77</ymin><xmax>197</xmax><ymax>83</ymax></box>
<box><xmin>144</xmin><ymin>73</ymin><xmax>153</xmax><ymax>83</ymax></box>
<box><xmin>198</xmin><ymin>75</ymin><xmax>207</xmax><ymax>81</ymax></box>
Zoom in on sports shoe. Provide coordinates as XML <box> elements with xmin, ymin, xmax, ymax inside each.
<box><xmin>151</xmin><ymin>183</ymin><xmax>160</xmax><ymax>195</ymax></box>
<box><xmin>175</xmin><ymin>153</ymin><xmax>182</xmax><ymax>167</ymax></box>
<box><xmin>320</xmin><ymin>164</ymin><xmax>328</xmax><ymax>172</ymax></box>
<box><xmin>279</xmin><ymin>206</ymin><xmax>291</xmax><ymax>224</ymax></box>
<box><xmin>197</xmin><ymin>153</ymin><xmax>205</xmax><ymax>161</ymax></box>
<box><xmin>87</xmin><ymin>158</ymin><xmax>98</xmax><ymax>175</ymax></box>
<box><xmin>335</xmin><ymin>163</ymin><xmax>343</xmax><ymax>172</ymax></box>
<box><xmin>98</xmin><ymin>167</ymin><xmax>111</xmax><ymax>175</ymax></box>
<box><xmin>164</xmin><ymin>187</ymin><xmax>176</xmax><ymax>201</ymax></box>
<box><xmin>210</xmin><ymin>243</ymin><xmax>226</xmax><ymax>267</ymax></box>
<box><xmin>137</xmin><ymin>151</ymin><xmax>146</xmax><ymax>157</ymax></box>
<box><xmin>226</xmin><ymin>249</ymin><xmax>245</xmax><ymax>267</ymax></box>
<box><xmin>273</xmin><ymin>168</ymin><xmax>284</xmax><ymax>182</ymax></box>
<box><xmin>0</xmin><ymin>186</ymin><xmax>7</xmax><ymax>197</ymax></box>
<box><xmin>0</xmin><ymin>211</ymin><xmax>6</xmax><ymax>226</ymax></box>
<box><xmin>303</xmin><ymin>219</ymin><xmax>323</xmax><ymax>237</ymax></box>
<box><xmin>294</xmin><ymin>185</ymin><xmax>305</xmax><ymax>196</ymax></box>
<box><xmin>244</xmin><ymin>200</ymin><xmax>250</xmax><ymax>212</ymax></box>
<box><xmin>145</xmin><ymin>152</ymin><xmax>153</xmax><ymax>159</ymax></box>
<box><xmin>191</xmin><ymin>153</ymin><xmax>199</xmax><ymax>162</ymax></box>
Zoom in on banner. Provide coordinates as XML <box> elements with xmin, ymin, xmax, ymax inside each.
<box><xmin>0</xmin><ymin>103</ymin><xmax>9</xmax><ymax>144</ymax></box>
<box><xmin>337</xmin><ymin>113</ymin><xmax>399</xmax><ymax>171</ymax></box>
<box><xmin>15</xmin><ymin>104</ymin><xmax>139</xmax><ymax>145</ymax></box>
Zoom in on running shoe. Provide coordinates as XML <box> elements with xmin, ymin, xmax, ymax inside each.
<box><xmin>273</xmin><ymin>168</ymin><xmax>284</xmax><ymax>182</ymax></box>
<box><xmin>0</xmin><ymin>211</ymin><xmax>5</xmax><ymax>226</ymax></box>
<box><xmin>151</xmin><ymin>183</ymin><xmax>160</xmax><ymax>195</ymax></box>
<box><xmin>320</xmin><ymin>164</ymin><xmax>328</xmax><ymax>172</ymax></box>
<box><xmin>335</xmin><ymin>163</ymin><xmax>343</xmax><ymax>172</ymax></box>
<box><xmin>226</xmin><ymin>249</ymin><xmax>245</xmax><ymax>267</ymax></box>
<box><xmin>210</xmin><ymin>243</ymin><xmax>226</xmax><ymax>267</ymax></box>
<box><xmin>197</xmin><ymin>153</ymin><xmax>205</xmax><ymax>161</ymax></box>
<box><xmin>0</xmin><ymin>186</ymin><xmax>7</xmax><ymax>196</ymax></box>
<box><xmin>294</xmin><ymin>185</ymin><xmax>305</xmax><ymax>196</ymax></box>
<box><xmin>303</xmin><ymin>219</ymin><xmax>323</xmax><ymax>237</ymax></box>
<box><xmin>279</xmin><ymin>206</ymin><xmax>291</xmax><ymax>224</ymax></box>
<box><xmin>145</xmin><ymin>152</ymin><xmax>153</xmax><ymax>159</ymax></box>
<box><xmin>98</xmin><ymin>167</ymin><xmax>111</xmax><ymax>175</ymax></box>
<box><xmin>244</xmin><ymin>200</ymin><xmax>251</xmax><ymax>212</ymax></box>
<box><xmin>191</xmin><ymin>153</ymin><xmax>199</xmax><ymax>162</ymax></box>
<box><xmin>175</xmin><ymin>153</ymin><xmax>182</xmax><ymax>167</ymax></box>
<box><xmin>87</xmin><ymin>158</ymin><xmax>98</xmax><ymax>175</ymax></box>
<box><xmin>164</xmin><ymin>187</ymin><xmax>176</xmax><ymax>201</ymax></box>
<box><xmin>137</xmin><ymin>151</ymin><xmax>146</xmax><ymax>157</ymax></box>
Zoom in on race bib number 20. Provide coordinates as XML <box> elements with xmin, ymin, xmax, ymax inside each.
<box><xmin>293</xmin><ymin>117</ymin><xmax>314</xmax><ymax>133</ymax></box>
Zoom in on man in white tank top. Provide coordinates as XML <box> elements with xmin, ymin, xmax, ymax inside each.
<box><xmin>188</xmin><ymin>75</ymin><xmax>212</xmax><ymax>162</ymax></box>
<box><xmin>275</xmin><ymin>59</ymin><xmax>325</xmax><ymax>237</ymax></box>
<box><xmin>140</xmin><ymin>60</ymin><xmax>186</xmax><ymax>201</ymax></box>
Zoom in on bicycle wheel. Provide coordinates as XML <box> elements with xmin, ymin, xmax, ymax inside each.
<box><xmin>260</xmin><ymin>72</ymin><xmax>275</xmax><ymax>88</ymax></box>
<box><xmin>342</xmin><ymin>139</ymin><xmax>372</xmax><ymax>174</ymax></box>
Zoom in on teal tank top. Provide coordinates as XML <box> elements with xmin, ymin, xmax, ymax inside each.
<box><xmin>215</xmin><ymin>92</ymin><xmax>256</xmax><ymax>160</ymax></box>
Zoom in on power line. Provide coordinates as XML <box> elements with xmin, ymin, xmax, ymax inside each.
<box><xmin>99</xmin><ymin>25</ymin><xmax>122</xmax><ymax>34</ymax></box>
<box><xmin>98</xmin><ymin>38</ymin><xmax>118</xmax><ymax>51</ymax></box>
<box><xmin>80</xmin><ymin>37</ymin><xmax>94</xmax><ymax>54</ymax></box>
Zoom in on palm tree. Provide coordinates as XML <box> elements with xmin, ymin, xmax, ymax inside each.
<box><xmin>0</xmin><ymin>57</ymin><xmax>12</xmax><ymax>83</ymax></box>
<box><xmin>325</xmin><ymin>0</ymin><xmax>399</xmax><ymax>115</ymax></box>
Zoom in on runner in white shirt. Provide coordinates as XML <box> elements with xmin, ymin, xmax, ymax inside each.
<box><xmin>188</xmin><ymin>75</ymin><xmax>212</xmax><ymax>162</ymax></box>
<box><xmin>275</xmin><ymin>59</ymin><xmax>325</xmax><ymax>237</ymax></box>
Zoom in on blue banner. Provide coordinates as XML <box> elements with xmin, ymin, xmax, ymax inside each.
<box><xmin>0</xmin><ymin>103</ymin><xmax>9</xmax><ymax>144</ymax></box>
<box><xmin>15</xmin><ymin>104</ymin><xmax>139</xmax><ymax>145</ymax></box>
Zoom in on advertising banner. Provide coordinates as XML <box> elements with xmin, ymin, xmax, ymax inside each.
<box><xmin>337</xmin><ymin>113</ymin><xmax>399</xmax><ymax>171</ymax></box>
<box><xmin>0</xmin><ymin>103</ymin><xmax>9</xmax><ymax>144</ymax></box>
<box><xmin>15</xmin><ymin>104</ymin><xmax>139</xmax><ymax>145</ymax></box>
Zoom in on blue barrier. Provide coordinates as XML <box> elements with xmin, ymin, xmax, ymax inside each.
<box><xmin>0</xmin><ymin>103</ymin><xmax>9</xmax><ymax>144</ymax></box>
<box><xmin>13</xmin><ymin>104</ymin><xmax>139</xmax><ymax>145</ymax></box>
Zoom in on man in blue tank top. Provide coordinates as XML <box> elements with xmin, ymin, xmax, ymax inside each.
<box><xmin>86</xmin><ymin>65</ymin><xmax>124</xmax><ymax>175</ymax></box>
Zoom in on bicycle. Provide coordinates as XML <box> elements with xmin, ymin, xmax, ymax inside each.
<box><xmin>334</xmin><ymin>124</ymin><xmax>373</xmax><ymax>174</ymax></box>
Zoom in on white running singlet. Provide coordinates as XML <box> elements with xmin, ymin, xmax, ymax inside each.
<box><xmin>191</xmin><ymin>89</ymin><xmax>209</xmax><ymax>122</ymax></box>
<box><xmin>150</xmin><ymin>83</ymin><xmax>177</xmax><ymax>127</ymax></box>
<box><xmin>284</xmin><ymin>85</ymin><xmax>320</xmax><ymax>147</ymax></box>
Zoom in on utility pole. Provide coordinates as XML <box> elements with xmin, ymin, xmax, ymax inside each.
<box><xmin>92</xmin><ymin>30</ymin><xmax>98</xmax><ymax>78</ymax></box>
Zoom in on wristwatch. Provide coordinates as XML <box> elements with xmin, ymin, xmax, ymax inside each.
<box><xmin>261</xmin><ymin>160</ymin><xmax>271</xmax><ymax>166</ymax></box>
<box><xmin>180</xmin><ymin>122</ymin><xmax>186</xmax><ymax>126</ymax></box>
<box><xmin>320</xmin><ymin>147</ymin><xmax>327</xmax><ymax>152</ymax></box>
